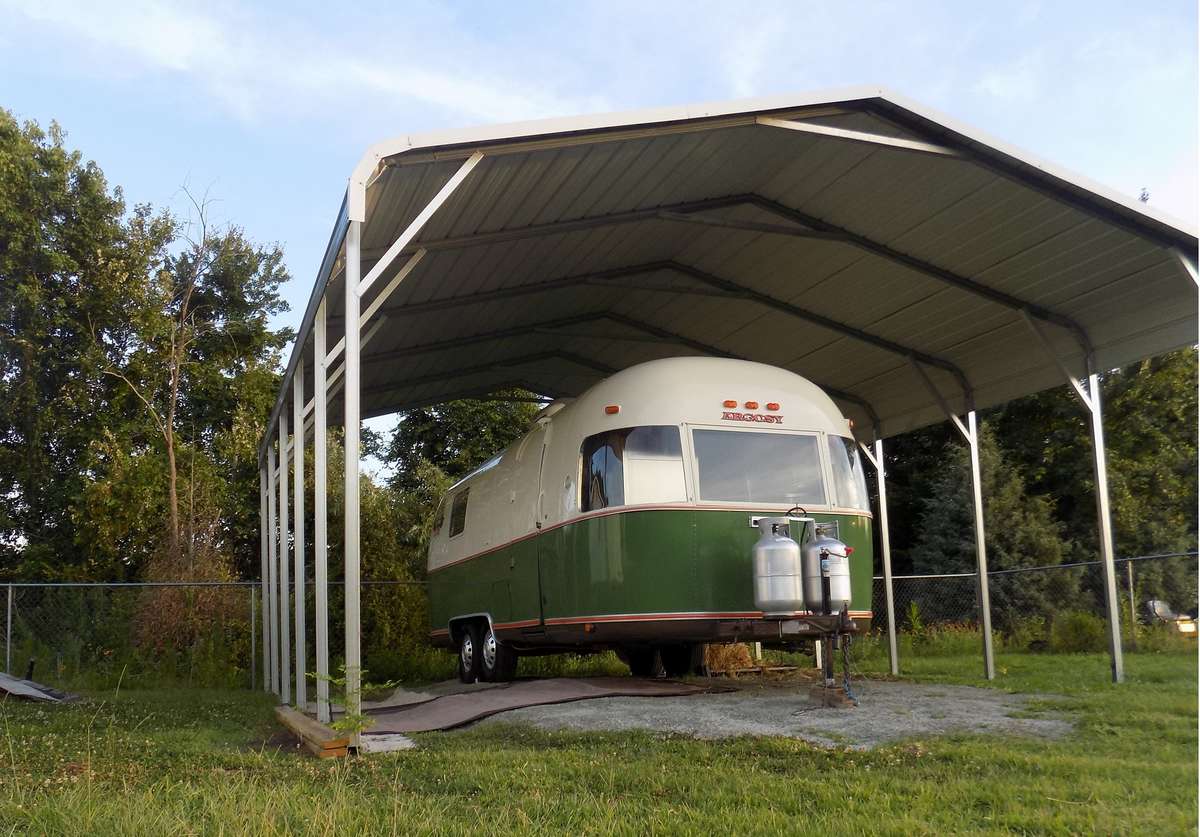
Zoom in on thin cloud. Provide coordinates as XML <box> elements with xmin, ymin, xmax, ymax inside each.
<box><xmin>3</xmin><ymin>0</ymin><xmax>608</xmax><ymax>124</ymax></box>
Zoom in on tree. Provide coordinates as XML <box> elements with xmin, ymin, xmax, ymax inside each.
<box><xmin>0</xmin><ymin>110</ymin><xmax>172</xmax><ymax>578</ymax></box>
<box><xmin>907</xmin><ymin>424</ymin><xmax>1077</xmax><ymax>629</ymax></box>
<box><xmin>384</xmin><ymin>392</ymin><xmax>541</xmax><ymax>493</ymax></box>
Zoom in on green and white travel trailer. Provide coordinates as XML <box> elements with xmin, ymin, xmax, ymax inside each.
<box><xmin>426</xmin><ymin>357</ymin><xmax>874</xmax><ymax>682</ymax></box>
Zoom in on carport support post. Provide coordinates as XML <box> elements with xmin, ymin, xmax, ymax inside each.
<box><xmin>966</xmin><ymin>411</ymin><xmax>997</xmax><ymax>681</ymax></box>
<box><xmin>1087</xmin><ymin>373</ymin><xmax>1125</xmax><ymax>683</ymax></box>
<box><xmin>314</xmin><ymin>298</ymin><xmax>331</xmax><ymax>723</ymax></box>
<box><xmin>259</xmin><ymin>465</ymin><xmax>270</xmax><ymax>692</ymax></box>
<box><xmin>267</xmin><ymin>444</ymin><xmax>279</xmax><ymax>696</ymax></box>
<box><xmin>293</xmin><ymin>365</ymin><xmax>307</xmax><ymax>711</ymax></box>
<box><xmin>279</xmin><ymin>410</ymin><xmax>291</xmax><ymax>706</ymax></box>
<box><xmin>861</xmin><ymin>438</ymin><xmax>899</xmax><ymax>676</ymax></box>
<box><xmin>344</xmin><ymin>219</ymin><xmax>363</xmax><ymax>730</ymax></box>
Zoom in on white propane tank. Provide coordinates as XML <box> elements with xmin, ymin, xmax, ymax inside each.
<box><xmin>752</xmin><ymin>517</ymin><xmax>806</xmax><ymax>615</ymax></box>
<box><xmin>801</xmin><ymin>534</ymin><xmax>852</xmax><ymax>615</ymax></box>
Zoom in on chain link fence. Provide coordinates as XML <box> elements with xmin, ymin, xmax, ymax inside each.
<box><xmin>871</xmin><ymin>552</ymin><xmax>1198</xmax><ymax>656</ymax></box>
<box><xmin>4</xmin><ymin>553</ymin><xmax>1194</xmax><ymax>689</ymax></box>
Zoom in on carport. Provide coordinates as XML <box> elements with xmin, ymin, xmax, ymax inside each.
<box><xmin>257</xmin><ymin>86</ymin><xmax>1198</xmax><ymax>728</ymax></box>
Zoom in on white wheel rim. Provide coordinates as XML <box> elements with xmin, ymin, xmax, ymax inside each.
<box><xmin>483</xmin><ymin>631</ymin><xmax>497</xmax><ymax>670</ymax></box>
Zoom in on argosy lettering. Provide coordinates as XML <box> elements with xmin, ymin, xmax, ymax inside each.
<box><xmin>720</xmin><ymin>411</ymin><xmax>784</xmax><ymax>424</ymax></box>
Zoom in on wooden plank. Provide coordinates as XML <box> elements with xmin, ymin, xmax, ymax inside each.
<box><xmin>275</xmin><ymin>705</ymin><xmax>350</xmax><ymax>752</ymax></box>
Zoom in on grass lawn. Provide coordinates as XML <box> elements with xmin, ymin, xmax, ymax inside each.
<box><xmin>0</xmin><ymin>650</ymin><xmax>1195</xmax><ymax>835</ymax></box>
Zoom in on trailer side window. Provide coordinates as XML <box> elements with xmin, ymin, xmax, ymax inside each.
<box><xmin>827</xmin><ymin>436</ymin><xmax>870</xmax><ymax>511</ymax></box>
<box><xmin>449</xmin><ymin>488</ymin><xmax>469</xmax><ymax>538</ymax></box>
<box><xmin>581</xmin><ymin>425</ymin><xmax>684</xmax><ymax>512</ymax></box>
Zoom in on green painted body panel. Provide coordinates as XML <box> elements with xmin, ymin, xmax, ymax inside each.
<box><xmin>428</xmin><ymin>509</ymin><xmax>873</xmax><ymax>630</ymax></box>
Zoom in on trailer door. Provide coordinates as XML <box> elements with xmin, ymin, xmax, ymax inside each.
<box><xmin>505</xmin><ymin>422</ymin><xmax>549</xmax><ymax>628</ymax></box>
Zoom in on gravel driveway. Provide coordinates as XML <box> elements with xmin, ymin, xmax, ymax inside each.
<box><xmin>475</xmin><ymin>677</ymin><xmax>1072</xmax><ymax>749</ymax></box>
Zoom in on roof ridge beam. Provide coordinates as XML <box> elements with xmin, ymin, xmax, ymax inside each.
<box><xmin>744</xmin><ymin>194</ymin><xmax>1095</xmax><ymax>362</ymax></box>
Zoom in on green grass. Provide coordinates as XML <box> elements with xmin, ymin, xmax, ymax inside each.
<box><xmin>0</xmin><ymin>650</ymin><xmax>1194</xmax><ymax>835</ymax></box>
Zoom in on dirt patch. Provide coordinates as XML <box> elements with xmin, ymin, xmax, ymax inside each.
<box><xmin>475</xmin><ymin>677</ymin><xmax>1072</xmax><ymax>749</ymax></box>
<box><xmin>244</xmin><ymin>728</ymin><xmax>312</xmax><ymax>757</ymax></box>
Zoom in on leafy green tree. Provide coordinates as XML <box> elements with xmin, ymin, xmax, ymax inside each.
<box><xmin>384</xmin><ymin>391</ymin><xmax>541</xmax><ymax>493</ymax></box>
<box><xmin>908</xmin><ymin>424</ymin><xmax>1078</xmax><ymax>629</ymax></box>
<box><xmin>0</xmin><ymin>111</ymin><xmax>172</xmax><ymax>578</ymax></box>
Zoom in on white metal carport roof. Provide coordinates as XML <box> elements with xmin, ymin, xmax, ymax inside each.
<box><xmin>257</xmin><ymin>87</ymin><xmax>1198</xmax><ymax>721</ymax></box>
<box><xmin>264</xmin><ymin>85</ymin><xmax>1197</xmax><ymax>450</ymax></box>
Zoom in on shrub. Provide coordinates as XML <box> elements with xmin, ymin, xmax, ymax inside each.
<box><xmin>1049</xmin><ymin>611</ymin><xmax>1107</xmax><ymax>653</ymax></box>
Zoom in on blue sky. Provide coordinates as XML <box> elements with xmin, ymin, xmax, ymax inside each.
<box><xmin>2</xmin><ymin>0</ymin><xmax>1196</xmax><ymax>461</ymax></box>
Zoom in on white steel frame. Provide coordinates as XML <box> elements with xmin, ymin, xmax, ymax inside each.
<box><xmin>255</xmin><ymin>99</ymin><xmax>1192</xmax><ymax>717</ymax></box>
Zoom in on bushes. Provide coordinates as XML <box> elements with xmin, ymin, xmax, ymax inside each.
<box><xmin>1048</xmin><ymin>611</ymin><xmax>1108</xmax><ymax>653</ymax></box>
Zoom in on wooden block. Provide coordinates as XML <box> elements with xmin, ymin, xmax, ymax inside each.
<box><xmin>275</xmin><ymin>705</ymin><xmax>351</xmax><ymax>754</ymax></box>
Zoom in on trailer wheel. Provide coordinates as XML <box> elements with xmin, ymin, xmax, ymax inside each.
<box><xmin>480</xmin><ymin>624</ymin><xmax>517</xmax><ymax>682</ymax></box>
<box><xmin>457</xmin><ymin>623</ymin><xmax>483</xmax><ymax>684</ymax></box>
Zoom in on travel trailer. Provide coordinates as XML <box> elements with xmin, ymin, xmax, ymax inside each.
<box><xmin>426</xmin><ymin>357</ymin><xmax>874</xmax><ymax>682</ymax></box>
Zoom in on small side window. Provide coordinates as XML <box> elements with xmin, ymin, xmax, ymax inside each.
<box><xmin>449</xmin><ymin>488</ymin><xmax>469</xmax><ymax>538</ymax></box>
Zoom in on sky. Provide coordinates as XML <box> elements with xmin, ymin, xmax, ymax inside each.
<box><xmin>2</xmin><ymin>0</ymin><xmax>1196</xmax><ymax>467</ymax></box>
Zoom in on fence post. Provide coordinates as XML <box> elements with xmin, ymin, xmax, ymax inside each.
<box><xmin>250</xmin><ymin>586</ymin><xmax>257</xmax><ymax>690</ymax></box>
<box><xmin>5</xmin><ymin>584</ymin><xmax>11</xmax><ymax>675</ymax></box>
<box><xmin>1125</xmin><ymin>560</ymin><xmax>1137</xmax><ymax>651</ymax></box>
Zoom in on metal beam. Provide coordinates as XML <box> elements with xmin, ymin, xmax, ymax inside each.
<box><xmin>267</xmin><ymin>444</ymin><xmax>278</xmax><ymax>696</ymax></box>
<box><xmin>326</xmin><ymin>249</ymin><xmax>427</xmax><ymax>366</ymax></box>
<box><xmin>909</xmin><ymin>359</ymin><xmax>995</xmax><ymax>680</ymax></box>
<box><xmin>1174</xmin><ymin>247</ymin><xmax>1198</xmax><ymax>286</ymax></box>
<box><xmin>756</xmin><ymin>115</ymin><xmax>961</xmax><ymax>157</ymax></box>
<box><xmin>258</xmin><ymin>466</ymin><xmax>269</xmax><ymax>693</ymax></box>
<box><xmin>344</xmin><ymin>219</ymin><xmax>363</xmax><ymax>738</ymax></box>
<box><xmin>362</xmin><ymin>350</ymin><xmax>614</xmax><ymax>398</ymax></box>
<box><xmin>655</xmin><ymin>210</ymin><xmax>848</xmax><ymax>241</ymax></box>
<box><xmin>1086</xmin><ymin>371</ymin><xmax>1125</xmax><ymax>683</ymax></box>
<box><xmin>292</xmin><ymin>364</ymin><xmax>306</xmax><ymax>712</ymax></box>
<box><xmin>357</xmin><ymin>196</ymin><xmax>751</xmax><ymax>262</ymax></box>
<box><xmin>1021</xmin><ymin>309</ymin><xmax>1125</xmax><ymax>683</ymax></box>
<box><xmin>859</xmin><ymin>439</ymin><xmax>898</xmax><ymax>676</ymax></box>
<box><xmin>358</xmin><ymin>153</ymin><xmax>483</xmax><ymax>297</ymax></box>
<box><xmin>672</xmin><ymin>262</ymin><xmax>971</xmax><ymax>398</ymax></box>
<box><xmin>278</xmin><ymin>409</ymin><xmax>291</xmax><ymax>705</ymax></box>
<box><xmin>746</xmin><ymin>195</ymin><xmax>1094</xmax><ymax>359</ymax></box>
<box><xmin>313</xmin><ymin>299</ymin><xmax>331</xmax><ymax>723</ymax></box>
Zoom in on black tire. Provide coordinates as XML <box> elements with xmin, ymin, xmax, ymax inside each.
<box><xmin>457</xmin><ymin>623</ymin><xmax>483</xmax><ymax>684</ymax></box>
<box><xmin>659</xmin><ymin>643</ymin><xmax>701</xmax><ymax>678</ymax></box>
<box><xmin>480</xmin><ymin>623</ymin><xmax>518</xmax><ymax>682</ymax></box>
<box><xmin>623</xmin><ymin>647</ymin><xmax>660</xmax><ymax>678</ymax></box>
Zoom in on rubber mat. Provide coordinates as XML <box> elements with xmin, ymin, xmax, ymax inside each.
<box><xmin>366</xmin><ymin>677</ymin><xmax>712</xmax><ymax>733</ymax></box>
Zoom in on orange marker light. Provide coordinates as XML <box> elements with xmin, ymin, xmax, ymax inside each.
<box><xmin>744</xmin><ymin>401</ymin><xmax>759</xmax><ymax>410</ymax></box>
<box><xmin>723</xmin><ymin>399</ymin><xmax>738</xmax><ymax>408</ymax></box>
<box><xmin>766</xmin><ymin>402</ymin><xmax>780</xmax><ymax>411</ymax></box>
<box><xmin>604</xmin><ymin>405</ymin><xmax>620</xmax><ymax>415</ymax></box>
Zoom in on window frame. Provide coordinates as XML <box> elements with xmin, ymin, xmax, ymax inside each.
<box><xmin>577</xmin><ymin>424</ymin><xmax>687</xmax><ymax>513</ymax></box>
<box><xmin>685</xmin><ymin>423</ymin><xmax>834</xmax><ymax>509</ymax></box>
<box><xmin>448</xmin><ymin>487</ymin><xmax>470</xmax><ymax>539</ymax></box>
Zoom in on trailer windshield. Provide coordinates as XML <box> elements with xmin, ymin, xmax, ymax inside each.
<box><xmin>692</xmin><ymin>429</ymin><xmax>826</xmax><ymax>505</ymax></box>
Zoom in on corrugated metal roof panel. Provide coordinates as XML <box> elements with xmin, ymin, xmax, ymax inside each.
<box><xmin>260</xmin><ymin>89</ymin><xmax>1197</xmax><ymax>459</ymax></box>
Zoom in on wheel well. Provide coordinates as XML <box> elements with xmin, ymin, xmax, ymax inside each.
<box><xmin>448</xmin><ymin>614</ymin><xmax>490</xmax><ymax>644</ymax></box>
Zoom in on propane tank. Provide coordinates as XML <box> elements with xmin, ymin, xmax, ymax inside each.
<box><xmin>752</xmin><ymin>517</ymin><xmax>806</xmax><ymax>616</ymax></box>
<box><xmin>802</xmin><ymin>534</ymin><xmax>852</xmax><ymax>615</ymax></box>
